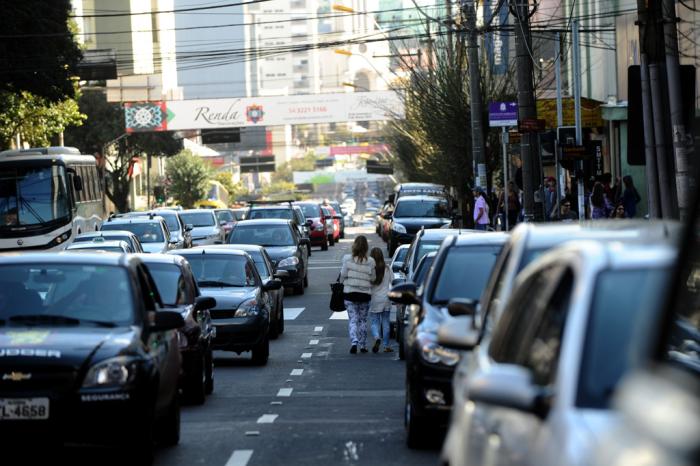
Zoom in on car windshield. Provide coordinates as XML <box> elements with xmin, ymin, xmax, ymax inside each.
<box><xmin>0</xmin><ymin>264</ymin><xmax>134</xmax><ymax>325</ymax></box>
<box><xmin>216</xmin><ymin>210</ymin><xmax>234</xmax><ymax>223</ymax></box>
<box><xmin>232</xmin><ymin>210</ymin><xmax>246</xmax><ymax>221</ymax></box>
<box><xmin>180</xmin><ymin>212</ymin><xmax>215</xmax><ymax>227</ymax></box>
<box><xmin>577</xmin><ymin>267</ymin><xmax>668</xmax><ymax>409</ymax></box>
<box><xmin>102</xmin><ymin>222</ymin><xmax>164</xmax><ymax>243</ymax></box>
<box><xmin>229</xmin><ymin>224</ymin><xmax>294</xmax><ymax>247</ymax></box>
<box><xmin>248</xmin><ymin>208</ymin><xmax>293</xmax><ymax>220</ymax></box>
<box><xmin>185</xmin><ymin>255</ymin><xmax>251</xmax><ymax>287</ymax></box>
<box><xmin>413</xmin><ymin>255</ymin><xmax>435</xmax><ymax>286</ymax></box>
<box><xmin>297</xmin><ymin>204</ymin><xmax>319</xmax><ymax>218</ymax></box>
<box><xmin>393</xmin><ymin>199</ymin><xmax>449</xmax><ymax>218</ymax></box>
<box><xmin>0</xmin><ymin>164</ymin><xmax>71</xmax><ymax>227</ymax></box>
<box><xmin>431</xmin><ymin>246</ymin><xmax>502</xmax><ymax>304</ymax></box>
<box><xmin>394</xmin><ymin>247</ymin><xmax>409</xmax><ymax>263</ymax></box>
<box><xmin>414</xmin><ymin>240</ymin><xmax>442</xmax><ymax>271</ymax></box>
<box><xmin>147</xmin><ymin>263</ymin><xmax>190</xmax><ymax>306</ymax></box>
<box><xmin>243</xmin><ymin>250</ymin><xmax>270</xmax><ymax>279</ymax></box>
<box><xmin>159</xmin><ymin>214</ymin><xmax>180</xmax><ymax>232</ymax></box>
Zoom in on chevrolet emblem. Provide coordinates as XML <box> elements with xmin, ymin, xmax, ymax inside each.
<box><xmin>2</xmin><ymin>372</ymin><xmax>32</xmax><ymax>382</ymax></box>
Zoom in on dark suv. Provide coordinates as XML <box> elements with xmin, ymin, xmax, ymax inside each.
<box><xmin>0</xmin><ymin>253</ymin><xmax>184</xmax><ymax>462</ymax></box>
<box><xmin>388</xmin><ymin>195</ymin><xmax>453</xmax><ymax>255</ymax></box>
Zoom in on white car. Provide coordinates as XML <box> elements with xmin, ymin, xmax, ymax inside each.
<box><xmin>180</xmin><ymin>209</ymin><xmax>225</xmax><ymax>246</ymax></box>
<box><xmin>439</xmin><ymin>239</ymin><xmax>675</xmax><ymax>466</ymax></box>
<box><xmin>101</xmin><ymin>215</ymin><xmax>175</xmax><ymax>253</ymax></box>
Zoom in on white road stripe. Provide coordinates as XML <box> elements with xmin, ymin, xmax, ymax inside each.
<box><xmin>301</xmin><ymin>352</ymin><xmax>313</xmax><ymax>358</ymax></box>
<box><xmin>277</xmin><ymin>388</ymin><xmax>293</xmax><ymax>397</ymax></box>
<box><xmin>225</xmin><ymin>450</ymin><xmax>253</xmax><ymax>466</ymax></box>
<box><xmin>256</xmin><ymin>414</ymin><xmax>278</xmax><ymax>424</ymax></box>
<box><xmin>290</xmin><ymin>369</ymin><xmax>304</xmax><ymax>376</ymax></box>
<box><xmin>314</xmin><ymin>326</ymin><xmax>323</xmax><ymax>332</ymax></box>
<box><xmin>329</xmin><ymin>311</ymin><xmax>349</xmax><ymax>320</ymax></box>
<box><xmin>309</xmin><ymin>339</ymin><xmax>319</xmax><ymax>345</ymax></box>
<box><xmin>284</xmin><ymin>307</ymin><xmax>305</xmax><ymax>320</ymax></box>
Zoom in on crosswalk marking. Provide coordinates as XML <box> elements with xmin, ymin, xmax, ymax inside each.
<box><xmin>225</xmin><ymin>450</ymin><xmax>253</xmax><ymax>466</ymax></box>
<box><xmin>256</xmin><ymin>414</ymin><xmax>278</xmax><ymax>424</ymax></box>
<box><xmin>277</xmin><ymin>388</ymin><xmax>293</xmax><ymax>397</ymax></box>
<box><xmin>290</xmin><ymin>369</ymin><xmax>304</xmax><ymax>376</ymax></box>
<box><xmin>314</xmin><ymin>326</ymin><xmax>323</xmax><ymax>332</ymax></box>
<box><xmin>309</xmin><ymin>339</ymin><xmax>319</xmax><ymax>345</ymax></box>
<box><xmin>301</xmin><ymin>352</ymin><xmax>313</xmax><ymax>358</ymax></box>
<box><xmin>329</xmin><ymin>311</ymin><xmax>349</xmax><ymax>320</ymax></box>
<box><xmin>284</xmin><ymin>307</ymin><xmax>305</xmax><ymax>320</ymax></box>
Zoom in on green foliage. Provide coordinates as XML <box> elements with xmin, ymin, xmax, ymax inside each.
<box><xmin>166</xmin><ymin>150</ymin><xmax>212</xmax><ymax>208</ymax></box>
<box><xmin>213</xmin><ymin>172</ymin><xmax>248</xmax><ymax>201</ymax></box>
<box><xmin>0</xmin><ymin>90</ymin><xmax>85</xmax><ymax>149</ymax></box>
<box><xmin>1</xmin><ymin>0</ymin><xmax>82</xmax><ymax>102</ymax></box>
<box><xmin>309</xmin><ymin>174</ymin><xmax>335</xmax><ymax>185</ymax></box>
<box><xmin>261</xmin><ymin>181</ymin><xmax>295</xmax><ymax>197</ymax></box>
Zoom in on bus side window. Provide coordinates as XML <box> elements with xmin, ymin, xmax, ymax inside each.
<box><xmin>75</xmin><ymin>166</ymin><xmax>84</xmax><ymax>203</ymax></box>
<box><xmin>91</xmin><ymin>166</ymin><xmax>101</xmax><ymax>200</ymax></box>
<box><xmin>86</xmin><ymin>166</ymin><xmax>95</xmax><ymax>201</ymax></box>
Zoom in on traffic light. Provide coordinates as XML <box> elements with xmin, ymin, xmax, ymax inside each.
<box><xmin>154</xmin><ymin>186</ymin><xmax>166</xmax><ymax>203</ymax></box>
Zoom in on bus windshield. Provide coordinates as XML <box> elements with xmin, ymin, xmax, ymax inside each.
<box><xmin>0</xmin><ymin>165</ymin><xmax>70</xmax><ymax>227</ymax></box>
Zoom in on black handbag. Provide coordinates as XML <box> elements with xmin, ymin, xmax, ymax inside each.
<box><xmin>330</xmin><ymin>274</ymin><xmax>345</xmax><ymax>312</ymax></box>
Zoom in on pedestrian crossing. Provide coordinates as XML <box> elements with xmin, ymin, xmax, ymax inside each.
<box><xmin>329</xmin><ymin>311</ymin><xmax>348</xmax><ymax>320</ymax></box>
<box><xmin>284</xmin><ymin>307</ymin><xmax>305</xmax><ymax>320</ymax></box>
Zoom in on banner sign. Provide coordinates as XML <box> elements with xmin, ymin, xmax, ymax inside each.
<box><xmin>124</xmin><ymin>91</ymin><xmax>404</xmax><ymax>132</ymax></box>
<box><xmin>484</xmin><ymin>0</ymin><xmax>510</xmax><ymax>75</ymax></box>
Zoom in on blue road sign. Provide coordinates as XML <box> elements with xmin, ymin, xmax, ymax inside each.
<box><xmin>488</xmin><ymin>101</ymin><xmax>518</xmax><ymax>127</ymax></box>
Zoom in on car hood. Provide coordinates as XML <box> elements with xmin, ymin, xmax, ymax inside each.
<box><xmin>142</xmin><ymin>242</ymin><xmax>168</xmax><ymax>253</ymax></box>
<box><xmin>190</xmin><ymin>226</ymin><xmax>218</xmax><ymax>238</ymax></box>
<box><xmin>393</xmin><ymin>217</ymin><xmax>451</xmax><ymax>231</ymax></box>
<box><xmin>199</xmin><ymin>287</ymin><xmax>257</xmax><ymax>310</ymax></box>
<box><xmin>0</xmin><ymin>326</ymin><xmax>139</xmax><ymax>370</ymax></box>
<box><xmin>265</xmin><ymin>246</ymin><xmax>298</xmax><ymax>262</ymax></box>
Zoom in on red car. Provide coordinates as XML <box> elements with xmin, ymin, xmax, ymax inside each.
<box><xmin>295</xmin><ymin>202</ymin><xmax>331</xmax><ymax>250</ymax></box>
<box><xmin>322</xmin><ymin>205</ymin><xmax>341</xmax><ymax>245</ymax></box>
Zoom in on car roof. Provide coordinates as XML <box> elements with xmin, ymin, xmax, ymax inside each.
<box><xmin>77</xmin><ymin>230</ymin><xmax>137</xmax><ymax>238</ymax></box>
<box><xmin>234</xmin><ymin>219</ymin><xmax>292</xmax><ymax>226</ymax></box>
<box><xmin>192</xmin><ymin>244</ymin><xmax>265</xmax><ymax>253</ymax></box>
<box><xmin>133</xmin><ymin>253</ymin><xmax>188</xmax><ymax>266</ymax></box>
<box><xmin>181</xmin><ymin>209</ymin><xmax>216</xmax><ymax>214</ymax></box>
<box><xmin>169</xmin><ymin>247</ymin><xmax>250</xmax><ymax>257</ymax></box>
<box><xmin>0</xmin><ymin>251</ymin><xmax>135</xmax><ymax>267</ymax></box>
<box><xmin>399</xmin><ymin>182</ymin><xmax>444</xmax><ymax>189</ymax></box>
<box><xmin>395</xmin><ymin>195</ymin><xmax>446</xmax><ymax>202</ymax></box>
<box><xmin>249</xmin><ymin>205</ymin><xmax>293</xmax><ymax>210</ymax></box>
<box><xmin>453</xmin><ymin>232</ymin><xmax>509</xmax><ymax>247</ymax></box>
<box><xmin>67</xmin><ymin>240</ymin><xmax>129</xmax><ymax>249</ymax></box>
<box><xmin>128</xmin><ymin>210</ymin><xmax>179</xmax><ymax>216</ymax></box>
<box><xmin>104</xmin><ymin>216</ymin><xmax>166</xmax><ymax>225</ymax></box>
<box><xmin>419</xmin><ymin>228</ymin><xmax>477</xmax><ymax>240</ymax></box>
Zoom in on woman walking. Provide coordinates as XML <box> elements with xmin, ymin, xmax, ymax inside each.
<box><xmin>589</xmin><ymin>181</ymin><xmax>612</xmax><ymax>219</ymax></box>
<box><xmin>369</xmin><ymin>247</ymin><xmax>393</xmax><ymax>353</ymax></box>
<box><xmin>340</xmin><ymin>235</ymin><xmax>376</xmax><ymax>354</ymax></box>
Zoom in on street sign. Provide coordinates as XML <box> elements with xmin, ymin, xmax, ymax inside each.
<box><xmin>518</xmin><ymin>118</ymin><xmax>546</xmax><ymax>133</ymax></box>
<box><xmin>561</xmin><ymin>145</ymin><xmax>588</xmax><ymax>160</ymax></box>
<box><xmin>314</xmin><ymin>158</ymin><xmax>334</xmax><ymax>169</ymax></box>
<box><xmin>240</xmin><ymin>155</ymin><xmax>275</xmax><ymax>173</ymax></box>
<box><xmin>366</xmin><ymin>160</ymin><xmax>394</xmax><ymax>175</ymax></box>
<box><xmin>488</xmin><ymin>101</ymin><xmax>518</xmax><ymax>127</ymax></box>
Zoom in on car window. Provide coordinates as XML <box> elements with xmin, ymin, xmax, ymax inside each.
<box><xmin>229</xmin><ymin>224</ymin><xmax>295</xmax><ymax>247</ymax></box>
<box><xmin>393</xmin><ymin>246</ymin><xmax>409</xmax><ymax>264</ymax></box>
<box><xmin>297</xmin><ymin>203</ymin><xmax>319</xmax><ymax>218</ymax></box>
<box><xmin>180</xmin><ymin>212</ymin><xmax>216</xmax><ymax>227</ymax></box>
<box><xmin>249</xmin><ymin>208</ymin><xmax>293</xmax><ymax>220</ymax></box>
<box><xmin>102</xmin><ymin>222</ymin><xmax>164</xmax><ymax>244</ymax></box>
<box><xmin>147</xmin><ymin>263</ymin><xmax>193</xmax><ymax>306</ymax></box>
<box><xmin>393</xmin><ymin>199</ymin><xmax>449</xmax><ymax>218</ymax></box>
<box><xmin>216</xmin><ymin>210</ymin><xmax>234</xmax><ymax>223</ymax></box>
<box><xmin>245</xmin><ymin>262</ymin><xmax>258</xmax><ymax>287</ymax></box>
<box><xmin>413</xmin><ymin>254</ymin><xmax>435</xmax><ymax>287</ymax></box>
<box><xmin>430</xmin><ymin>245</ymin><xmax>501</xmax><ymax>304</ymax></box>
<box><xmin>414</xmin><ymin>240</ymin><xmax>442</xmax><ymax>272</ymax></box>
<box><xmin>246</xmin><ymin>250</ymin><xmax>271</xmax><ymax>279</ymax></box>
<box><xmin>477</xmin><ymin>244</ymin><xmax>512</xmax><ymax>334</ymax></box>
<box><xmin>186</xmin><ymin>254</ymin><xmax>250</xmax><ymax>287</ymax></box>
<box><xmin>159</xmin><ymin>213</ymin><xmax>180</xmax><ymax>232</ymax></box>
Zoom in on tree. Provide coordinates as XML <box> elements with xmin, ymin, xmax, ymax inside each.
<box><xmin>0</xmin><ymin>0</ymin><xmax>82</xmax><ymax>102</ymax></box>
<box><xmin>166</xmin><ymin>150</ymin><xmax>212</xmax><ymax>208</ymax></box>
<box><xmin>213</xmin><ymin>172</ymin><xmax>248</xmax><ymax>201</ymax></box>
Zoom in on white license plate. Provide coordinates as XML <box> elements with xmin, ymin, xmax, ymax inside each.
<box><xmin>0</xmin><ymin>398</ymin><xmax>49</xmax><ymax>420</ymax></box>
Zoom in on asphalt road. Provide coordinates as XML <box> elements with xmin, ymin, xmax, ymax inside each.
<box><xmin>149</xmin><ymin>224</ymin><xmax>437</xmax><ymax>466</ymax></box>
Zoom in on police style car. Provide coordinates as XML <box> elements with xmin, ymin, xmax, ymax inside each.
<box><xmin>0</xmin><ymin>253</ymin><xmax>184</xmax><ymax>462</ymax></box>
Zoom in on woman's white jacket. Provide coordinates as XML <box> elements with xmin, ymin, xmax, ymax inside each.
<box><xmin>340</xmin><ymin>254</ymin><xmax>376</xmax><ymax>295</ymax></box>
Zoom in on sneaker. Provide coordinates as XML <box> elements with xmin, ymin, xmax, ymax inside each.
<box><xmin>372</xmin><ymin>339</ymin><xmax>381</xmax><ymax>353</ymax></box>
<box><xmin>384</xmin><ymin>347</ymin><xmax>394</xmax><ymax>353</ymax></box>
<box><xmin>350</xmin><ymin>345</ymin><xmax>357</xmax><ymax>354</ymax></box>
<box><xmin>360</xmin><ymin>347</ymin><xmax>368</xmax><ymax>353</ymax></box>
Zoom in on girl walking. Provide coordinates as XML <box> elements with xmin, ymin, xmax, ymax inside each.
<box><xmin>369</xmin><ymin>247</ymin><xmax>393</xmax><ymax>353</ymax></box>
<box><xmin>340</xmin><ymin>235</ymin><xmax>376</xmax><ymax>354</ymax></box>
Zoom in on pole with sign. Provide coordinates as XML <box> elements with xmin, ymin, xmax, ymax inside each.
<box><xmin>489</xmin><ymin>101</ymin><xmax>518</xmax><ymax>231</ymax></box>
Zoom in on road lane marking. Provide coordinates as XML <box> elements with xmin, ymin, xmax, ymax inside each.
<box><xmin>314</xmin><ymin>326</ymin><xmax>323</xmax><ymax>331</ymax></box>
<box><xmin>257</xmin><ymin>414</ymin><xmax>278</xmax><ymax>424</ymax></box>
<box><xmin>277</xmin><ymin>388</ymin><xmax>293</xmax><ymax>397</ymax></box>
<box><xmin>226</xmin><ymin>449</ymin><xmax>254</xmax><ymax>466</ymax></box>
<box><xmin>329</xmin><ymin>311</ymin><xmax>349</xmax><ymax>320</ymax></box>
<box><xmin>290</xmin><ymin>369</ymin><xmax>304</xmax><ymax>376</ymax></box>
<box><xmin>284</xmin><ymin>307</ymin><xmax>305</xmax><ymax>320</ymax></box>
<box><xmin>270</xmin><ymin>401</ymin><xmax>283</xmax><ymax>405</ymax></box>
<box><xmin>301</xmin><ymin>352</ymin><xmax>313</xmax><ymax>358</ymax></box>
<box><xmin>309</xmin><ymin>339</ymin><xmax>319</xmax><ymax>345</ymax></box>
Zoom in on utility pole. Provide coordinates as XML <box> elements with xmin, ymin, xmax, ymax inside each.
<box><xmin>554</xmin><ymin>32</ymin><xmax>563</xmax><ymax>219</ymax></box>
<box><xmin>663</xmin><ymin>0</ymin><xmax>693</xmax><ymax>221</ymax></box>
<box><xmin>465</xmin><ymin>0</ymin><xmax>486</xmax><ymax>189</ymax></box>
<box><xmin>512</xmin><ymin>0</ymin><xmax>537</xmax><ymax>221</ymax></box>
<box><xmin>573</xmin><ymin>21</ymin><xmax>585</xmax><ymax>220</ymax></box>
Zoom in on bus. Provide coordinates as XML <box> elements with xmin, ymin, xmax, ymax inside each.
<box><xmin>0</xmin><ymin>147</ymin><xmax>105</xmax><ymax>251</ymax></box>
<box><xmin>196</xmin><ymin>180</ymin><xmax>230</xmax><ymax>209</ymax></box>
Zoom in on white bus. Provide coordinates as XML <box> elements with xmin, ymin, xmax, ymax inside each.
<box><xmin>0</xmin><ymin>147</ymin><xmax>105</xmax><ymax>251</ymax></box>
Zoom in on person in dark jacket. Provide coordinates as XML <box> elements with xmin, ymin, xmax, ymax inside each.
<box><xmin>622</xmin><ymin>175</ymin><xmax>642</xmax><ymax>218</ymax></box>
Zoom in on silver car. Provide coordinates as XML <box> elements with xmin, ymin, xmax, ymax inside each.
<box><xmin>100</xmin><ymin>216</ymin><xmax>175</xmax><ymax>254</ymax></box>
<box><xmin>180</xmin><ymin>209</ymin><xmax>225</xmax><ymax>246</ymax></box>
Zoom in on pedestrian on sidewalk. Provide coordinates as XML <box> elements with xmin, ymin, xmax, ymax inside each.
<box><xmin>621</xmin><ymin>175</ymin><xmax>642</xmax><ymax>218</ymax></box>
<box><xmin>369</xmin><ymin>247</ymin><xmax>393</xmax><ymax>353</ymax></box>
<box><xmin>340</xmin><ymin>235</ymin><xmax>376</xmax><ymax>354</ymax></box>
<box><xmin>473</xmin><ymin>186</ymin><xmax>490</xmax><ymax>231</ymax></box>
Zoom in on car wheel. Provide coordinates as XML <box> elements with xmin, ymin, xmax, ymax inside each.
<box><xmin>328</xmin><ymin>234</ymin><xmax>335</xmax><ymax>246</ymax></box>
<box><xmin>252</xmin><ymin>333</ymin><xmax>269</xmax><ymax>365</ymax></box>
<box><xmin>340</xmin><ymin>230</ymin><xmax>345</xmax><ymax>239</ymax></box>
<box><xmin>321</xmin><ymin>238</ymin><xmax>329</xmax><ymax>251</ymax></box>
<box><xmin>270</xmin><ymin>311</ymin><xmax>280</xmax><ymax>340</ymax></box>
<box><xmin>405</xmin><ymin>381</ymin><xmax>427</xmax><ymax>448</ymax></box>
<box><xmin>156</xmin><ymin>393</ymin><xmax>180</xmax><ymax>447</ymax></box>
<box><xmin>185</xmin><ymin>352</ymin><xmax>206</xmax><ymax>405</ymax></box>
<box><xmin>398</xmin><ymin>318</ymin><xmax>406</xmax><ymax>361</ymax></box>
<box><xmin>295</xmin><ymin>280</ymin><xmax>305</xmax><ymax>295</ymax></box>
<box><xmin>204</xmin><ymin>347</ymin><xmax>214</xmax><ymax>395</ymax></box>
<box><xmin>304</xmin><ymin>273</ymin><xmax>309</xmax><ymax>288</ymax></box>
<box><xmin>277</xmin><ymin>302</ymin><xmax>285</xmax><ymax>335</ymax></box>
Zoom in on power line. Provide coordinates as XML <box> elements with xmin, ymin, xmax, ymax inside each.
<box><xmin>71</xmin><ymin>0</ymin><xmax>273</xmax><ymax>18</ymax></box>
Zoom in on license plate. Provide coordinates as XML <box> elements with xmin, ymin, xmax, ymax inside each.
<box><xmin>0</xmin><ymin>398</ymin><xmax>49</xmax><ymax>420</ymax></box>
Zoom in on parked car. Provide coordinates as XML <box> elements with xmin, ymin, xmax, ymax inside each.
<box><xmin>201</xmin><ymin>244</ymin><xmax>286</xmax><ymax>339</ymax></box>
<box><xmin>439</xmin><ymin>240</ymin><xmax>675</xmax><ymax>466</ymax></box>
<box><xmin>65</xmin><ymin>239</ymin><xmax>132</xmax><ymax>253</ymax></box>
<box><xmin>293</xmin><ymin>205</ymin><xmax>312</xmax><ymax>256</ymax></box>
<box><xmin>326</xmin><ymin>201</ymin><xmax>346</xmax><ymax>239</ymax></box>
<box><xmin>228</xmin><ymin>219</ymin><xmax>309</xmax><ymax>295</ymax></box>
<box><xmin>245</xmin><ymin>200</ymin><xmax>307</xmax><ymax>242</ymax></box>
<box><xmin>170</xmin><ymin>248</ymin><xmax>281</xmax><ymax>365</ymax></box>
<box><xmin>321</xmin><ymin>205</ymin><xmax>341</xmax><ymax>246</ymax></box>
<box><xmin>295</xmin><ymin>201</ymin><xmax>330</xmax><ymax>251</ymax></box>
<box><xmin>101</xmin><ymin>215</ymin><xmax>175</xmax><ymax>253</ymax></box>
<box><xmin>74</xmin><ymin>230</ymin><xmax>144</xmax><ymax>253</ymax></box>
<box><xmin>377</xmin><ymin>203</ymin><xmax>394</xmax><ymax>242</ymax></box>
<box><xmin>180</xmin><ymin>209</ymin><xmax>225</xmax><ymax>246</ymax></box>
<box><xmin>0</xmin><ymin>253</ymin><xmax>184</xmax><ymax>462</ymax></box>
<box><xmin>391</xmin><ymin>244</ymin><xmax>410</xmax><ymax>281</ymax></box>
<box><xmin>214</xmin><ymin>208</ymin><xmax>237</xmax><ymax>241</ymax></box>
<box><xmin>126</xmin><ymin>209</ymin><xmax>192</xmax><ymax>249</ymax></box>
<box><xmin>398</xmin><ymin>228</ymin><xmax>474</xmax><ymax>283</ymax></box>
<box><xmin>140</xmin><ymin>253</ymin><xmax>216</xmax><ymax>405</ymax></box>
<box><xmin>388</xmin><ymin>195</ymin><xmax>454</xmax><ymax>255</ymax></box>
<box><xmin>392</xmin><ymin>182</ymin><xmax>448</xmax><ymax>204</ymax></box>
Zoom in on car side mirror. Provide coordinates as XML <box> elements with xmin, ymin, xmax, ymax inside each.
<box><xmin>263</xmin><ymin>279</ymin><xmax>283</xmax><ymax>291</ymax></box>
<box><xmin>274</xmin><ymin>270</ymin><xmax>290</xmax><ymax>279</ymax></box>
<box><xmin>437</xmin><ymin>315</ymin><xmax>479</xmax><ymax>350</ymax></box>
<box><xmin>447</xmin><ymin>298</ymin><xmax>478</xmax><ymax>317</ymax></box>
<box><xmin>468</xmin><ymin>364</ymin><xmax>551</xmax><ymax>419</ymax></box>
<box><xmin>185</xmin><ymin>224</ymin><xmax>194</xmax><ymax>231</ymax></box>
<box><xmin>391</xmin><ymin>261</ymin><xmax>404</xmax><ymax>273</ymax></box>
<box><xmin>194</xmin><ymin>296</ymin><xmax>216</xmax><ymax>311</ymax></box>
<box><xmin>151</xmin><ymin>310</ymin><xmax>185</xmax><ymax>331</ymax></box>
<box><xmin>388</xmin><ymin>282</ymin><xmax>420</xmax><ymax>305</ymax></box>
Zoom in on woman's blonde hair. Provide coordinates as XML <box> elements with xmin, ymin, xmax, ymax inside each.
<box><xmin>351</xmin><ymin>235</ymin><xmax>369</xmax><ymax>262</ymax></box>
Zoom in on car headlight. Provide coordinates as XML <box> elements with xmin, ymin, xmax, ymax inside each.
<box><xmin>278</xmin><ymin>256</ymin><xmax>299</xmax><ymax>267</ymax></box>
<box><xmin>392</xmin><ymin>223</ymin><xmax>407</xmax><ymax>234</ymax></box>
<box><xmin>234</xmin><ymin>299</ymin><xmax>260</xmax><ymax>317</ymax></box>
<box><xmin>83</xmin><ymin>356</ymin><xmax>139</xmax><ymax>388</ymax></box>
<box><xmin>420</xmin><ymin>342</ymin><xmax>460</xmax><ymax>366</ymax></box>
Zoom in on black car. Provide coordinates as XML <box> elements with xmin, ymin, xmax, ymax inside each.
<box><xmin>389</xmin><ymin>233</ymin><xmax>507</xmax><ymax>447</ymax></box>
<box><xmin>388</xmin><ymin>195</ymin><xmax>454</xmax><ymax>255</ymax></box>
<box><xmin>228</xmin><ymin>219</ymin><xmax>309</xmax><ymax>295</ymax></box>
<box><xmin>0</xmin><ymin>253</ymin><xmax>184</xmax><ymax>462</ymax></box>
<box><xmin>245</xmin><ymin>200</ymin><xmax>307</xmax><ymax>241</ymax></box>
<box><xmin>170</xmin><ymin>248</ymin><xmax>282</xmax><ymax>365</ymax></box>
<box><xmin>140</xmin><ymin>254</ymin><xmax>216</xmax><ymax>405</ymax></box>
